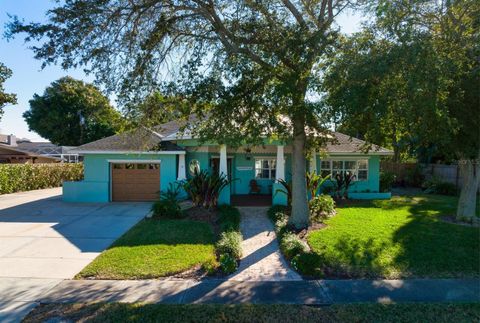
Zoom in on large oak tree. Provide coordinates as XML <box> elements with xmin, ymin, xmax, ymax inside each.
<box><xmin>9</xmin><ymin>0</ymin><xmax>359</xmax><ymax>229</ymax></box>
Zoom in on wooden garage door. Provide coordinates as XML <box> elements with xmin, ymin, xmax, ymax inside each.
<box><xmin>111</xmin><ymin>163</ymin><xmax>160</xmax><ymax>201</ymax></box>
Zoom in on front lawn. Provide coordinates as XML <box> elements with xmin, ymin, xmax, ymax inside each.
<box><xmin>76</xmin><ymin>219</ymin><xmax>216</xmax><ymax>279</ymax></box>
<box><xmin>24</xmin><ymin>303</ymin><xmax>480</xmax><ymax>323</ymax></box>
<box><xmin>306</xmin><ymin>195</ymin><xmax>480</xmax><ymax>278</ymax></box>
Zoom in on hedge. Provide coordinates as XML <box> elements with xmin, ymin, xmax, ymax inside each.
<box><xmin>0</xmin><ymin>163</ymin><xmax>83</xmax><ymax>194</ymax></box>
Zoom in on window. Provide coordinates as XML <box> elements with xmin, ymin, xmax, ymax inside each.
<box><xmin>112</xmin><ymin>163</ymin><xmax>124</xmax><ymax>169</ymax></box>
<box><xmin>255</xmin><ymin>158</ymin><xmax>276</xmax><ymax>179</ymax></box>
<box><xmin>125</xmin><ymin>163</ymin><xmax>135</xmax><ymax>169</ymax></box>
<box><xmin>136</xmin><ymin>164</ymin><xmax>147</xmax><ymax>169</ymax></box>
<box><xmin>320</xmin><ymin>159</ymin><xmax>368</xmax><ymax>181</ymax></box>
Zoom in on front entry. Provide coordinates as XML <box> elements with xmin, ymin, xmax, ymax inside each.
<box><xmin>111</xmin><ymin>163</ymin><xmax>160</xmax><ymax>201</ymax></box>
<box><xmin>210</xmin><ymin>157</ymin><xmax>233</xmax><ymax>193</ymax></box>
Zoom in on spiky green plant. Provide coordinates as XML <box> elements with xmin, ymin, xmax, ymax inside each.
<box><xmin>306</xmin><ymin>171</ymin><xmax>331</xmax><ymax>199</ymax></box>
<box><xmin>183</xmin><ymin>169</ymin><xmax>231</xmax><ymax>209</ymax></box>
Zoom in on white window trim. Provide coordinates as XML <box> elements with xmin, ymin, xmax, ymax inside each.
<box><xmin>320</xmin><ymin>159</ymin><xmax>369</xmax><ymax>182</ymax></box>
<box><xmin>254</xmin><ymin>157</ymin><xmax>278</xmax><ymax>180</ymax></box>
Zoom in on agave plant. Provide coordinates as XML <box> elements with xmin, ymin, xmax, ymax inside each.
<box><xmin>182</xmin><ymin>169</ymin><xmax>231</xmax><ymax>209</ymax></box>
<box><xmin>306</xmin><ymin>171</ymin><xmax>331</xmax><ymax>199</ymax></box>
<box><xmin>332</xmin><ymin>171</ymin><xmax>356</xmax><ymax>199</ymax></box>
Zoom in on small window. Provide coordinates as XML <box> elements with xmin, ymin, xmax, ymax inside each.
<box><xmin>125</xmin><ymin>163</ymin><xmax>135</xmax><ymax>169</ymax></box>
<box><xmin>255</xmin><ymin>158</ymin><xmax>276</xmax><ymax>179</ymax></box>
<box><xmin>113</xmin><ymin>163</ymin><xmax>124</xmax><ymax>169</ymax></box>
<box><xmin>189</xmin><ymin>159</ymin><xmax>200</xmax><ymax>175</ymax></box>
<box><xmin>136</xmin><ymin>164</ymin><xmax>147</xmax><ymax>169</ymax></box>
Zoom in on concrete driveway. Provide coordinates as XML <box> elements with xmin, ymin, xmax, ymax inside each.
<box><xmin>0</xmin><ymin>187</ymin><xmax>150</xmax><ymax>321</ymax></box>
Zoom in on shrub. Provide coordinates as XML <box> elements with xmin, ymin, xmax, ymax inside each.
<box><xmin>216</xmin><ymin>231</ymin><xmax>243</xmax><ymax>259</ymax></box>
<box><xmin>151</xmin><ymin>200</ymin><xmax>182</xmax><ymax>218</ymax></box>
<box><xmin>267</xmin><ymin>205</ymin><xmax>289</xmax><ymax>222</ymax></box>
<box><xmin>380</xmin><ymin>171</ymin><xmax>396</xmax><ymax>192</ymax></box>
<box><xmin>0</xmin><ymin>163</ymin><xmax>83</xmax><ymax>194</ymax></box>
<box><xmin>423</xmin><ymin>177</ymin><xmax>458</xmax><ymax>196</ymax></box>
<box><xmin>218</xmin><ymin>205</ymin><xmax>241</xmax><ymax>232</ymax></box>
<box><xmin>280</xmin><ymin>232</ymin><xmax>309</xmax><ymax>260</ymax></box>
<box><xmin>219</xmin><ymin>253</ymin><xmax>237</xmax><ymax>274</ymax></box>
<box><xmin>291</xmin><ymin>252</ymin><xmax>323</xmax><ymax>277</ymax></box>
<box><xmin>309</xmin><ymin>194</ymin><xmax>335</xmax><ymax>223</ymax></box>
<box><xmin>152</xmin><ymin>182</ymin><xmax>182</xmax><ymax>218</ymax></box>
<box><xmin>274</xmin><ymin>216</ymin><xmax>289</xmax><ymax>238</ymax></box>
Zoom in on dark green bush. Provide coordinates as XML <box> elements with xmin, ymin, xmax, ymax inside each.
<box><xmin>380</xmin><ymin>171</ymin><xmax>396</xmax><ymax>192</ymax></box>
<box><xmin>423</xmin><ymin>177</ymin><xmax>458</xmax><ymax>196</ymax></box>
<box><xmin>151</xmin><ymin>200</ymin><xmax>182</xmax><ymax>218</ymax></box>
<box><xmin>280</xmin><ymin>232</ymin><xmax>309</xmax><ymax>260</ymax></box>
<box><xmin>0</xmin><ymin>163</ymin><xmax>83</xmax><ymax>194</ymax></box>
<box><xmin>291</xmin><ymin>252</ymin><xmax>323</xmax><ymax>277</ymax></box>
<box><xmin>267</xmin><ymin>205</ymin><xmax>289</xmax><ymax>222</ymax></box>
<box><xmin>218</xmin><ymin>205</ymin><xmax>241</xmax><ymax>232</ymax></box>
<box><xmin>216</xmin><ymin>231</ymin><xmax>243</xmax><ymax>259</ymax></box>
<box><xmin>219</xmin><ymin>253</ymin><xmax>237</xmax><ymax>274</ymax></box>
<box><xmin>152</xmin><ymin>182</ymin><xmax>182</xmax><ymax>218</ymax></box>
<box><xmin>309</xmin><ymin>194</ymin><xmax>335</xmax><ymax>223</ymax></box>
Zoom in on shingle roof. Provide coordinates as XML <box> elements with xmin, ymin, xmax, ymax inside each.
<box><xmin>327</xmin><ymin>132</ymin><xmax>392</xmax><ymax>154</ymax></box>
<box><xmin>72</xmin><ymin>118</ymin><xmax>391</xmax><ymax>155</ymax></box>
<box><xmin>72</xmin><ymin>125</ymin><xmax>185</xmax><ymax>152</ymax></box>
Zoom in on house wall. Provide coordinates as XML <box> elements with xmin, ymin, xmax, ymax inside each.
<box><xmin>63</xmin><ymin>153</ymin><xmax>177</xmax><ymax>202</ymax></box>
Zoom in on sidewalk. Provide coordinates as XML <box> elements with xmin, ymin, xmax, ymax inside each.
<box><xmin>40</xmin><ymin>278</ymin><xmax>480</xmax><ymax>305</ymax></box>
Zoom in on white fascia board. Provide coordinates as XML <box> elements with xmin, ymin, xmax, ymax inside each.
<box><xmin>72</xmin><ymin>150</ymin><xmax>186</xmax><ymax>155</ymax></box>
<box><xmin>327</xmin><ymin>151</ymin><xmax>393</xmax><ymax>156</ymax></box>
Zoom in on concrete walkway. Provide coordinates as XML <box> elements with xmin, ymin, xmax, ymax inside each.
<box><xmin>0</xmin><ymin>188</ymin><xmax>151</xmax><ymax>322</ymax></box>
<box><xmin>228</xmin><ymin>207</ymin><xmax>301</xmax><ymax>281</ymax></box>
<box><xmin>40</xmin><ymin>278</ymin><xmax>480</xmax><ymax>305</ymax></box>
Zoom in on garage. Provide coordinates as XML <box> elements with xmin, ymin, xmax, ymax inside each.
<box><xmin>111</xmin><ymin>162</ymin><xmax>160</xmax><ymax>201</ymax></box>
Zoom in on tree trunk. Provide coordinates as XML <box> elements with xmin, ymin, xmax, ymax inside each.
<box><xmin>288</xmin><ymin>115</ymin><xmax>309</xmax><ymax>229</ymax></box>
<box><xmin>456</xmin><ymin>158</ymin><xmax>480</xmax><ymax>222</ymax></box>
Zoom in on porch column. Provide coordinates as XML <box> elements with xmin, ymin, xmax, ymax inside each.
<box><xmin>309</xmin><ymin>150</ymin><xmax>317</xmax><ymax>173</ymax></box>
<box><xmin>177</xmin><ymin>154</ymin><xmax>186</xmax><ymax>180</ymax></box>
<box><xmin>276</xmin><ymin>145</ymin><xmax>285</xmax><ymax>181</ymax></box>
<box><xmin>273</xmin><ymin>145</ymin><xmax>288</xmax><ymax>206</ymax></box>
<box><xmin>218</xmin><ymin>144</ymin><xmax>230</xmax><ymax>205</ymax></box>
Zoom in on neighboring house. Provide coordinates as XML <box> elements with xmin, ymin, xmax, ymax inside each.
<box><xmin>0</xmin><ymin>134</ymin><xmax>80</xmax><ymax>163</ymax></box>
<box><xmin>64</xmin><ymin>119</ymin><xmax>393</xmax><ymax>205</ymax></box>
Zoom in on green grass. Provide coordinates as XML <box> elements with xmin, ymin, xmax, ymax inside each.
<box><xmin>76</xmin><ymin>219</ymin><xmax>217</xmax><ymax>279</ymax></box>
<box><xmin>307</xmin><ymin>195</ymin><xmax>480</xmax><ymax>279</ymax></box>
<box><xmin>24</xmin><ymin>303</ymin><xmax>480</xmax><ymax>323</ymax></box>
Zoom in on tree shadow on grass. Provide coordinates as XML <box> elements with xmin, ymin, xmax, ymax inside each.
<box><xmin>309</xmin><ymin>195</ymin><xmax>479</xmax><ymax>279</ymax></box>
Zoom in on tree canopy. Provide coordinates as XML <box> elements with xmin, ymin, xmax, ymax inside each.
<box><xmin>323</xmin><ymin>0</ymin><xmax>480</xmax><ymax>218</ymax></box>
<box><xmin>24</xmin><ymin>76</ymin><xmax>125</xmax><ymax>146</ymax></box>
<box><xmin>0</xmin><ymin>62</ymin><xmax>17</xmax><ymax>121</ymax></box>
<box><xmin>9</xmin><ymin>0</ymin><xmax>359</xmax><ymax>229</ymax></box>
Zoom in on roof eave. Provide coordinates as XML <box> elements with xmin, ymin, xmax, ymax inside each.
<box><xmin>71</xmin><ymin>150</ymin><xmax>186</xmax><ymax>155</ymax></box>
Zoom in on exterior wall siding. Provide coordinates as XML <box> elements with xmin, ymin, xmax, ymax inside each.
<box><xmin>63</xmin><ymin>144</ymin><xmax>386</xmax><ymax>203</ymax></box>
<box><xmin>63</xmin><ymin>153</ymin><xmax>177</xmax><ymax>202</ymax></box>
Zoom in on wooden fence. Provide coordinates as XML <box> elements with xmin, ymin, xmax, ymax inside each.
<box><xmin>381</xmin><ymin>162</ymin><xmax>464</xmax><ymax>188</ymax></box>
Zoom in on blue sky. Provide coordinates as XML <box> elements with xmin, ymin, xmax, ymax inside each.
<box><xmin>0</xmin><ymin>1</ymin><xmax>364</xmax><ymax>141</ymax></box>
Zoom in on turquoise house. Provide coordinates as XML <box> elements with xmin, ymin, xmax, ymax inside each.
<box><xmin>64</xmin><ymin>120</ymin><xmax>392</xmax><ymax>205</ymax></box>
